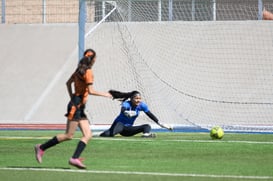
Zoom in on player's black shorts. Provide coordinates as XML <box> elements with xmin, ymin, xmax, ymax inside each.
<box><xmin>65</xmin><ymin>95</ymin><xmax>87</xmax><ymax>121</ymax></box>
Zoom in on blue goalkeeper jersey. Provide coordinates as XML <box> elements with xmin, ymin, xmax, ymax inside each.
<box><xmin>114</xmin><ymin>101</ymin><xmax>149</xmax><ymax>126</ymax></box>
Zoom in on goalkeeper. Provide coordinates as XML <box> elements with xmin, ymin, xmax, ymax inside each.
<box><xmin>99</xmin><ymin>90</ymin><xmax>172</xmax><ymax>138</ymax></box>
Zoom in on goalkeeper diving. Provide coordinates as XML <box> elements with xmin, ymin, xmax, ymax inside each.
<box><xmin>99</xmin><ymin>90</ymin><xmax>173</xmax><ymax>138</ymax></box>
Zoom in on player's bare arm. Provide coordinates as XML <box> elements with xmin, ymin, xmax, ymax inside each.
<box><xmin>66</xmin><ymin>75</ymin><xmax>74</xmax><ymax>99</ymax></box>
<box><xmin>88</xmin><ymin>84</ymin><xmax>112</xmax><ymax>98</ymax></box>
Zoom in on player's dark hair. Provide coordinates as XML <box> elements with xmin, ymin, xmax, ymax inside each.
<box><xmin>109</xmin><ymin>90</ymin><xmax>140</xmax><ymax>102</ymax></box>
<box><xmin>77</xmin><ymin>49</ymin><xmax>96</xmax><ymax>76</ymax></box>
<box><xmin>83</xmin><ymin>48</ymin><xmax>96</xmax><ymax>57</ymax></box>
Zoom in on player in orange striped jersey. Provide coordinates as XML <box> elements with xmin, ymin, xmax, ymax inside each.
<box><xmin>34</xmin><ymin>49</ymin><xmax>112</xmax><ymax>169</ymax></box>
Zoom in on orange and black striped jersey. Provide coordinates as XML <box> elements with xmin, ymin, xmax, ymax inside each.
<box><xmin>72</xmin><ymin>69</ymin><xmax>93</xmax><ymax>104</ymax></box>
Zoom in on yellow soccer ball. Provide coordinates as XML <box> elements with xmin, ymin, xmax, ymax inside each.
<box><xmin>210</xmin><ymin>126</ymin><xmax>224</xmax><ymax>139</ymax></box>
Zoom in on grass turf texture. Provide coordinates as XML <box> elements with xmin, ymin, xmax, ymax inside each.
<box><xmin>0</xmin><ymin>131</ymin><xmax>273</xmax><ymax>181</ymax></box>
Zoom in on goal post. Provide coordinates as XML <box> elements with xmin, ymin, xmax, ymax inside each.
<box><xmin>79</xmin><ymin>0</ymin><xmax>273</xmax><ymax>133</ymax></box>
<box><xmin>78</xmin><ymin>0</ymin><xmax>117</xmax><ymax>60</ymax></box>
<box><xmin>79</xmin><ymin>0</ymin><xmax>86</xmax><ymax>60</ymax></box>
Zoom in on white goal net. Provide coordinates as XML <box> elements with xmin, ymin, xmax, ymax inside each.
<box><xmin>83</xmin><ymin>0</ymin><xmax>273</xmax><ymax>132</ymax></box>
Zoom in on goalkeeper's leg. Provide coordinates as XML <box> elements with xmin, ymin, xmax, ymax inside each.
<box><xmin>120</xmin><ymin>124</ymin><xmax>152</xmax><ymax>137</ymax></box>
<box><xmin>100</xmin><ymin>122</ymin><xmax>124</xmax><ymax>137</ymax></box>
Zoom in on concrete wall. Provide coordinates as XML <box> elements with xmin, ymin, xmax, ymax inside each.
<box><xmin>1</xmin><ymin>21</ymin><xmax>273</xmax><ymax>132</ymax></box>
<box><xmin>0</xmin><ymin>24</ymin><xmax>78</xmax><ymax>123</ymax></box>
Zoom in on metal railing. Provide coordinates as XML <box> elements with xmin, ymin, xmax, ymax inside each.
<box><xmin>1</xmin><ymin>0</ymin><xmax>272</xmax><ymax>24</ymax></box>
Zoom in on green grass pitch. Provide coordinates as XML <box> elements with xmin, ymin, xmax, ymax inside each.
<box><xmin>1</xmin><ymin>130</ymin><xmax>273</xmax><ymax>181</ymax></box>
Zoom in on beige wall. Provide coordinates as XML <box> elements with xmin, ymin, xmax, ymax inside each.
<box><xmin>1</xmin><ymin>0</ymin><xmax>272</xmax><ymax>24</ymax></box>
<box><xmin>3</xmin><ymin>0</ymin><xmax>99</xmax><ymax>24</ymax></box>
<box><xmin>4</xmin><ymin>0</ymin><xmax>79</xmax><ymax>23</ymax></box>
<box><xmin>0</xmin><ymin>14</ymin><xmax>273</xmax><ymax>132</ymax></box>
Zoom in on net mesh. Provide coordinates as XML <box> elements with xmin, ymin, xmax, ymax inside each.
<box><xmin>83</xmin><ymin>0</ymin><xmax>273</xmax><ymax>132</ymax></box>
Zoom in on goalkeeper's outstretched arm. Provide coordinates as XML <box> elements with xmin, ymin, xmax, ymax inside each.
<box><xmin>145</xmin><ymin>111</ymin><xmax>159</xmax><ymax>124</ymax></box>
<box><xmin>145</xmin><ymin>111</ymin><xmax>173</xmax><ymax>131</ymax></box>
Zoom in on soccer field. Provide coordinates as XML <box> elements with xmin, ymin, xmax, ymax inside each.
<box><xmin>1</xmin><ymin>131</ymin><xmax>273</xmax><ymax>181</ymax></box>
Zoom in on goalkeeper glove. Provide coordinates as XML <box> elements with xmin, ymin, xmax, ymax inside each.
<box><xmin>159</xmin><ymin>123</ymin><xmax>173</xmax><ymax>131</ymax></box>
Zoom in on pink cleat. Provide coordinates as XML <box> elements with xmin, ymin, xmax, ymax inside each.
<box><xmin>34</xmin><ymin>144</ymin><xmax>44</xmax><ymax>163</ymax></box>
<box><xmin>69</xmin><ymin>158</ymin><xmax>86</xmax><ymax>169</ymax></box>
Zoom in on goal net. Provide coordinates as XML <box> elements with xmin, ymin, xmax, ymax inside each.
<box><xmin>82</xmin><ymin>0</ymin><xmax>273</xmax><ymax>133</ymax></box>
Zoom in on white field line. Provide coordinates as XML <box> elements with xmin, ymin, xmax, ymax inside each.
<box><xmin>0</xmin><ymin>136</ymin><xmax>273</xmax><ymax>145</ymax></box>
<box><xmin>0</xmin><ymin>167</ymin><xmax>272</xmax><ymax>180</ymax></box>
<box><xmin>165</xmin><ymin>139</ymin><xmax>273</xmax><ymax>145</ymax></box>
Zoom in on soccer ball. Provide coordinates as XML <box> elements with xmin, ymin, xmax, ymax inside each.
<box><xmin>210</xmin><ymin>126</ymin><xmax>224</xmax><ymax>139</ymax></box>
